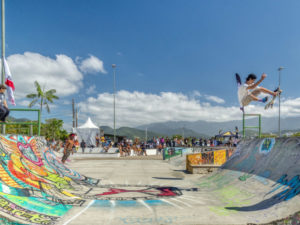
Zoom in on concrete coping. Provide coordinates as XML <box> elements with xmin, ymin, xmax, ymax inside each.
<box><xmin>189</xmin><ymin>164</ymin><xmax>221</xmax><ymax>168</ymax></box>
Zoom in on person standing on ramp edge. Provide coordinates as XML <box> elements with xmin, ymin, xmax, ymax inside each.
<box><xmin>0</xmin><ymin>84</ymin><xmax>10</xmax><ymax>122</ymax></box>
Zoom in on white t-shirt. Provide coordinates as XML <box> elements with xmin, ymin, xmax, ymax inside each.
<box><xmin>238</xmin><ymin>84</ymin><xmax>249</xmax><ymax>106</ymax></box>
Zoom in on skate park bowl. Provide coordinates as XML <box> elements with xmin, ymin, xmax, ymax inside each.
<box><xmin>0</xmin><ymin>135</ymin><xmax>299</xmax><ymax>224</ymax></box>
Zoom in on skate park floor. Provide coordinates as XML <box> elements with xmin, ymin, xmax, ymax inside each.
<box><xmin>59</xmin><ymin>156</ymin><xmax>300</xmax><ymax>225</ymax></box>
<box><xmin>0</xmin><ymin>136</ymin><xmax>299</xmax><ymax>225</ymax></box>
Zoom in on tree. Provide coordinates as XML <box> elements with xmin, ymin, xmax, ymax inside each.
<box><xmin>41</xmin><ymin>118</ymin><xmax>67</xmax><ymax>140</ymax></box>
<box><xmin>292</xmin><ymin>132</ymin><xmax>300</xmax><ymax>137</ymax></box>
<box><xmin>26</xmin><ymin>81</ymin><xmax>59</xmax><ymax>113</ymax></box>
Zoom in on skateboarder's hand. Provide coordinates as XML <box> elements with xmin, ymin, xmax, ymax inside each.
<box><xmin>261</xmin><ymin>73</ymin><xmax>267</xmax><ymax>80</ymax></box>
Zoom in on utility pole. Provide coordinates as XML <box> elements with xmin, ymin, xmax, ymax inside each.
<box><xmin>1</xmin><ymin>0</ymin><xmax>5</xmax><ymax>134</ymax></box>
<box><xmin>72</xmin><ymin>99</ymin><xmax>75</xmax><ymax>128</ymax></box>
<box><xmin>112</xmin><ymin>64</ymin><xmax>116</xmax><ymax>144</ymax></box>
<box><xmin>75</xmin><ymin>107</ymin><xmax>78</xmax><ymax>128</ymax></box>
<box><xmin>1</xmin><ymin>0</ymin><xmax>5</xmax><ymax>84</ymax></box>
<box><xmin>145</xmin><ymin>127</ymin><xmax>148</xmax><ymax>142</ymax></box>
<box><xmin>278</xmin><ymin>67</ymin><xmax>284</xmax><ymax>137</ymax></box>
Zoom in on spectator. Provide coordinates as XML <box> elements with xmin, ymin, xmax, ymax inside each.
<box><xmin>95</xmin><ymin>133</ymin><xmax>100</xmax><ymax>147</ymax></box>
<box><xmin>80</xmin><ymin>139</ymin><xmax>86</xmax><ymax>154</ymax></box>
<box><xmin>141</xmin><ymin>142</ymin><xmax>147</xmax><ymax>156</ymax></box>
<box><xmin>0</xmin><ymin>84</ymin><xmax>9</xmax><ymax>122</ymax></box>
<box><xmin>50</xmin><ymin>138</ymin><xmax>57</xmax><ymax>151</ymax></box>
<box><xmin>101</xmin><ymin>136</ymin><xmax>106</xmax><ymax>147</ymax></box>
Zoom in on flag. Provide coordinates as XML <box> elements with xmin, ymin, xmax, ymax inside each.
<box><xmin>3</xmin><ymin>57</ymin><xmax>16</xmax><ymax>105</ymax></box>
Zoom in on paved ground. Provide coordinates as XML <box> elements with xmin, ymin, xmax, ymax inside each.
<box><xmin>59</xmin><ymin>156</ymin><xmax>300</xmax><ymax>225</ymax></box>
<box><xmin>59</xmin><ymin>138</ymin><xmax>300</xmax><ymax>225</ymax></box>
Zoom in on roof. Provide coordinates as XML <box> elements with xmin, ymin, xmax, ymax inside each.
<box><xmin>215</xmin><ymin>131</ymin><xmax>236</xmax><ymax>137</ymax></box>
<box><xmin>77</xmin><ymin>117</ymin><xmax>99</xmax><ymax>129</ymax></box>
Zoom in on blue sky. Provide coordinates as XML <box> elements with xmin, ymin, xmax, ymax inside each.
<box><xmin>3</xmin><ymin>0</ymin><xmax>300</xmax><ymax>129</ymax></box>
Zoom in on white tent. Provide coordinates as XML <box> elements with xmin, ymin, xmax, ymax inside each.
<box><xmin>73</xmin><ymin>117</ymin><xmax>99</xmax><ymax>147</ymax></box>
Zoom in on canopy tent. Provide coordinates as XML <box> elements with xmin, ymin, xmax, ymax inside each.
<box><xmin>73</xmin><ymin>117</ymin><xmax>99</xmax><ymax>147</ymax></box>
<box><xmin>215</xmin><ymin>131</ymin><xmax>237</xmax><ymax>138</ymax></box>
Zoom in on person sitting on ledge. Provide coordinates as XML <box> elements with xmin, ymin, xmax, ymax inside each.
<box><xmin>0</xmin><ymin>84</ymin><xmax>9</xmax><ymax>122</ymax></box>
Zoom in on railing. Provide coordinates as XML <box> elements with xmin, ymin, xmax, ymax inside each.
<box><xmin>0</xmin><ymin>108</ymin><xmax>41</xmax><ymax>136</ymax></box>
<box><xmin>163</xmin><ymin>146</ymin><xmax>235</xmax><ymax>160</ymax></box>
<box><xmin>243</xmin><ymin>113</ymin><xmax>261</xmax><ymax>138</ymax></box>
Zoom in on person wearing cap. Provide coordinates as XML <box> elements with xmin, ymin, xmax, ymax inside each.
<box><xmin>0</xmin><ymin>84</ymin><xmax>9</xmax><ymax>122</ymax></box>
<box><xmin>62</xmin><ymin>133</ymin><xmax>75</xmax><ymax>163</ymax></box>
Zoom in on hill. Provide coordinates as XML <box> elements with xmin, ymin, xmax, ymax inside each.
<box><xmin>137</xmin><ymin>116</ymin><xmax>300</xmax><ymax>137</ymax></box>
<box><xmin>100</xmin><ymin>126</ymin><xmax>163</xmax><ymax>140</ymax></box>
<box><xmin>100</xmin><ymin>125</ymin><xmax>207</xmax><ymax>140</ymax></box>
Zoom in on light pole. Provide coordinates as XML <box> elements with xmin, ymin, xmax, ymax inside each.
<box><xmin>278</xmin><ymin>67</ymin><xmax>284</xmax><ymax>137</ymax></box>
<box><xmin>1</xmin><ymin>0</ymin><xmax>5</xmax><ymax>85</ymax></box>
<box><xmin>112</xmin><ymin>64</ymin><xmax>116</xmax><ymax>145</ymax></box>
<box><xmin>1</xmin><ymin>0</ymin><xmax>5</xmax><ymax>135</ymax></box>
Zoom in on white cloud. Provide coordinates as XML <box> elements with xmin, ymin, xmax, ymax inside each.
<box><xmin>117</xmin><ymin>52</ymin><xmax>123</xmax><ymax>56</ymax></box>
<box><xmin>204</xmin><ymin>95</ymin><xmax>225</xmax><ymax>104</ymax></box>
<box><xmin>86</xmin><ymin>85</ymin><xmax>97</xmax><ymax>95</ymax></box>
<box><xmin>61</xmin><ymin>100</ymin><xmax>72</xmax><ymax>105</ymax></box>
<box><xmin>77</xmin><ymin>90</ymin><xmax>237</xmax><ymax>127</ymax></box>
<box><xmin>77</xmin><ymin>90</ymin><xmax>300</xmax><ymax>128</ymax></box>
<box><xmin>7</xmin><ymin>52</ymin><xmax>83</xmax><ymax>100</ymax></box>
<box><xmin>79</xmin><ymin>55</ymin><xmax>106</xmax><ymax>74</ymax></box>
<box><xmin>191</xmin><ymin>90</ymin><xmax>201</xmax><ymax>98</ymax></box>
<box><xmin>18</xmin><ymin>100</ymin><xmax>31</xmax><ymax>107</ymax></box>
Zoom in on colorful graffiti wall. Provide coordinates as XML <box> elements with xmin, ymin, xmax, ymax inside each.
<box><xmin>0</xmin><ymin>135</ymin><xmax>191</xmax><ymax>224</ymax></box>
<box><xmin>186</xmin><ymin>149</ymin><xmax>234</xmax><ymax>172</ymax></box>
<box><xmin>163</xmin><ymin>147</ymin><xmax>193</xmax><ymax>160</ymax></box>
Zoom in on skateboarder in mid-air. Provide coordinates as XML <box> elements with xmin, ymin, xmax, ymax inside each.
<box><xmin>237</xmin><ymin>73</ymin><xmax>281</xmax><ymax>111</ymax></box>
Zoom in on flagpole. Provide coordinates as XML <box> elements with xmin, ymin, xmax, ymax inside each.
<box><xmin>1</xmin><ymin>0</ymin><xmax>5</xmax><ymax>84</ymax></box>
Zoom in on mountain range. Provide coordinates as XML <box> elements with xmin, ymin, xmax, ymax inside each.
<box><xmin>137</xmin><ymin>116</ymin><xmax>300</xmax><ymax>137</ymax></box>
<box><xmin>97</xmin><ymin>116</ymin><xmax>300</xmax><ymax>140</ymax></box>
<box><xmin>100</xmin><ymin>125</ymin><xmax>208</xmax><ymax>140</ymax></box>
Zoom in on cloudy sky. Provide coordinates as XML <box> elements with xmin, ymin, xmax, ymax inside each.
<box><xmin>4</xmin><ymin>0</ymin><xmax>300</xmax><ymax>130</ymax></box>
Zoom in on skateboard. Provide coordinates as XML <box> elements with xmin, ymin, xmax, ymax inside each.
<box><xmin>264</xmin><ymin>87</ymin><xmax>282</xmax><ymax>110</ymax></box>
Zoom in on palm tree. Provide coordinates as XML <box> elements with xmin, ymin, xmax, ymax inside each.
<box><xmin>26</xmin><ymin>81</ymin><xmax>59</xmax><ymax>113</ymax></box>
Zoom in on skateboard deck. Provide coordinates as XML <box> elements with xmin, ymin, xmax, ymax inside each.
<box><xmin>264</xmin><ymin>87</ymin><xmax>282</xmax><ymax>110</ymax></box>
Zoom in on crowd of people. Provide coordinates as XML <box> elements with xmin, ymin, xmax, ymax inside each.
<box><xmin>46</xmin><ymin>132</ymin><xmax>240</xmax><ymax>162</ymax></box>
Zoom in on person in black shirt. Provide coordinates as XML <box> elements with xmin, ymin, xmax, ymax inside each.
<box><xmin>80</xmin><ymin>140</ymin><xmax>86</xmax><ymax>154</ymax></box>
<box><xmin>0</xmin><ymin>84</ymin><xmax>9</xmax><ymax>122</ymax></box>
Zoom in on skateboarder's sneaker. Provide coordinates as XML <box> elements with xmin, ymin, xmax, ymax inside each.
<box><xmin>274</xmin><ymin>87</ymin><xmax>282</xmax><ymax>95</ymax></box>
<box><xmin>261</xmin><ymin>96</ymin><xmax>268</xmax><ymax>103</ymax></box>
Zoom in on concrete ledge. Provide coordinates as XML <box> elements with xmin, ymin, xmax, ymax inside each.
<box><xmin>187</xmin><ymin>164</ymin><xmax>221</xmax><ymax>174</ymax></box>
<box><xmin>73</xmin><ymin>155</ymin><xmax>163</xmax><ymax>161</ymax></box>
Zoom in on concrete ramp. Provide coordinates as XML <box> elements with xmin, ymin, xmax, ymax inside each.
<box><xmin>219</xmin><ymin>137</ymin><xmax>300</xmax><ymax>211</ymax></box>
<box><xmin>194</xmin><ymin>137</ymin><xmax>300</xmax><ymax>223</ymax></box>
<box><xmin>0</xmin><ymin>135</ymin><xmax>299</xmax><ymax>224</ymax></box>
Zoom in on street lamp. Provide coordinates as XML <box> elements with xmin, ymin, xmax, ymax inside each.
<box><xmin>112</xmin><ymin>64</ymin><xmax>116</xmax><ymax>145</ymax></box>
<box><xmin>278</xmin><ymin>67</ymin><xmax>284</xmax><ymax>137</ymax></box>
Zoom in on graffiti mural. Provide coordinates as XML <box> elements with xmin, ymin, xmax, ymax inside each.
<box><xmin>163</xmin><ymin>148</ymin><xmax>193</xmax><ymax>160</ymax></box>
<box><xmin>267</xmin><ymin>174</ymin><xmax>300</xmax><ymax>201</ymax></box>
<box><xmin>259</xmin><ymin>138</ymin><xmax>275</xmax><ymax>155</ymax></box>
<box><xmin>214</xmin><ymin>150</ymin><xmax>227</xmax><ymax>165</ymax></box>
<box><xmin>0</xmin><ymin>135</ymin><xmax>195</xmax><ymax>224</ymax></box>
<box><xmin>187</xmin><ymin>149</ymin><xmax>234</xmax><ymax>166</ymax></box>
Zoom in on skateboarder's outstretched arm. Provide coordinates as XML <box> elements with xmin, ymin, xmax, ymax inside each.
<box><xmin>247</xmin><ymin>73</ymin><xmax>266</xmax><ymax>90</ymax></box>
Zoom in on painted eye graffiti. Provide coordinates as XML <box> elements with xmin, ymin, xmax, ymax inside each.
<box><xmin>17</xmin><ymin>143</ymin><xmax>43</xmax><ymax>166</ymax></box>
